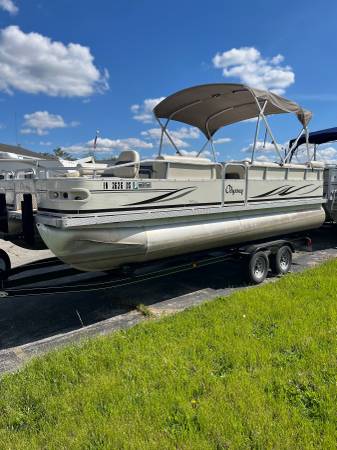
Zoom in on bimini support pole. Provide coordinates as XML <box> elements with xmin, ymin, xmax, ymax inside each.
<box><xmin>304</xmin><ymin>126</ymin><xmax>311</xmax><ymax>162</ymax></box>
<box><xmin>196</xmin><ymin>138</ymin><xmax>211</xmax><ymax>157</ymax></box>
<box><xmin>209</xmin><ymin>136</ymin><xmax>217</xmax><ymax>162</ymax></box>
<box><xmin>251</xmin><ymin>100</ymin><xmax>267</xmax><ymax>163</ymax></box>
<box><xmin>204</xmin><ymin>125</ymin><xmax>216</xmax><ymax>162</ymax></box>
<box><xmin>157</xmin><ymin>117</ymin><xmax>170</xmax><ymax>156</ymax></box>
<box><xmin>155</xmin><ymin>99</ymin><xmax>202</xmax><ymax>157</ymax></box>
<box><xmin>284</xmin><ymin>128</ymin><xmax>305</xmax><ymax>163</ymax></box>
<box><xmin>204</xmin><ymin>107</ymin><xmax>234</xmax><ymax>162</ymax></box>
<box><xmin>156</xmin><ymin>117</ymin><xmax>181</xmax><ymax>155</ymax></box>
<box><xmin>253</xmin><ymin>97</ymin><xmax>284</xmax><ymax>163</ymax></box>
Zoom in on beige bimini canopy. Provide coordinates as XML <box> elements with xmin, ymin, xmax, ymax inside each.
<box><xmin>153</xmin><ymin>83</ymin><xmax>312</xmax><ymax>138</ymax></box>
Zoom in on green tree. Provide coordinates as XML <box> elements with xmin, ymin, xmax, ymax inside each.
<box><xmin>53</xmin><ymin>147</ymin><xmax>75</xmax><ymax>160</ymax></box>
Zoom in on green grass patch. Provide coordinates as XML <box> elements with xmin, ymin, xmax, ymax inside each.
<box><xmin>1</xmin><ymin>260</ymin><xmax>337</xmax><ymax>449</ymax></box>
<box><xmin>136</xmin><ymin>303</ymin><xmax>154</xmax><ymax>318</ymax></box>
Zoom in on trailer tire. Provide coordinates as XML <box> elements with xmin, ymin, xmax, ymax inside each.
<box><xmin>0</xmin><ymin>249</ymin><xmax>10</xmax><ymax>280</ymax></box>
<box><xmin>247</xmin><ymin>251</ymin><xmax>269</xmax><ymax>284</ymax></box>
<box><xmin>270</xmin><ymin>245</ymin><xmax>292</xmax><ymax>275</ymax></box>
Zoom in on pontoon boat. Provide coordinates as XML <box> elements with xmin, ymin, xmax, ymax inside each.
<box><xmin>31</xmin><ymin>84</ymin><xmax>326</xmax><ymax>270</ymax></box>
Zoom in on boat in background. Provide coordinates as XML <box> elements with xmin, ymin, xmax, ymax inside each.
<box><xmin>0</xmin><ymin>145</ymin><xmax>108</xmax><ymax>238</ymax></box>
<box><xmin>288</xmin><ymin>126</ymin><xmax>337</xmax><ymax>222</ymax></box>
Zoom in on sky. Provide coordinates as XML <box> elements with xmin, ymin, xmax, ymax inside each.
<box><xmin>0</xmin><ymin>0</ymin><xmax>337</xmax><ymax>162</ymax></box>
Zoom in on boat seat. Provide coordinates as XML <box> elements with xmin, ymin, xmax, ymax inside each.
<box><xmin>103</xmin><ymin>150</ymin><xmax>140</xmax><ymax>178</ymax></box>
<box><xmin>225</xmin><ymin>173</ymin><xmax>240</xmax><ymax>179</ymax></box>
<box><xmin>77</xmin><ymin>163</ymin><xmax>108</xmax><ymax>176</ymax></box>
<box><xmin>225</xmin><ymin>164</ymin><xmax>246</xmax><ymax>179</ymax></box>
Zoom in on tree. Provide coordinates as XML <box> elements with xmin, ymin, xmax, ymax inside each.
<box><xmin>53</xmin><ymin>147</ymin><xmax>75</xmax><ymax>160</ymax></box>
<box><xmin>38</xmin><ymin>151</ymin><xmax>53</xmax><ymax>158</ymax></box>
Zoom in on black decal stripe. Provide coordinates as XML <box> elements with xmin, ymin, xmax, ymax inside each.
<box><xmin>123</xmin><ymin>186</ymin><xmax>196</xmax><ymax>206</ymax></box>
<box><xmin>251</xmin><ymin>185</ymin><xmax>290</xmax><ymax>198</ymax></box>
<box><xmin>37</xmin><ymin>195</ymin><xmax>323</xmax><ymax>215</ymax></box>
<box><xmin>299</xmin><ymin>186</ymin><xmax>320</xmax><ymax>194</ymax></box>
<box><xmin>90</xmin><ymin>189</ymin><xmax>177</xmax><ymax>193</ymax></box>
<box><xmin>38</xmin><ymin>202</ymin><xmax>221</xmax><ymax>214</ymax></box>
<box><xmin>251</xmin><ymin>184</ymin><xmax>316</xmax><ymax>198</ymax></box>
<box><xmin>278</xmin><ymin>185</ymin><xmax>314</xmax><ymax>196</ymax></box>
<box><xmin>155</xmin><ymin>189</ymin><xmax>196</xmax><ymax>203</ymax></box>
<box><xmin>248</xmin><ymin>195</ymin><xmax>322</xmax><ymax>202</ymax></box>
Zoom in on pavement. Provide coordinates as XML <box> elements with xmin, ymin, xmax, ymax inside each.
<box><xmin>0</xmin><ymin>225</ymin><xmax>337</xmax><ymax>375</ymax></box>
<box><xmin>0</xmin><ymin>240</ymin><xmax>52</xmax><ymax>268</ymax></box>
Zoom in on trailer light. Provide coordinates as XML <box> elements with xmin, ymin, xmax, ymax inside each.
<box><xmin>52</xmin><ymin>192</ymin><xmax>59</xmax><ymax>198</ymax></box>
<box><xmin>63</xmin><ymin>192</ymin><xmax>69</xmax><ymax>199</ymax></box>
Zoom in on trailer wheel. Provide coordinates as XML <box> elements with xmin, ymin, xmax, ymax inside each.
<box><xmin>270</xmin><ymin>245</ymin><xmax>292</xmax><ymax>275</ymax></box>
<box><xmin>0</xmin><ymin>249</ymin><xmax>10</xmax><ymax>280</ymax></box>
<box><xmin>247</xmin><ymin>251</ymin><xmax>269</xmax><ymax>284</ymax></box>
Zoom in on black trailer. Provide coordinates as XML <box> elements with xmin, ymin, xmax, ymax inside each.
<box><xmin>0</xmin><ymin>233</ymin><xmax>312</xmax><ymax>298</ymax></box>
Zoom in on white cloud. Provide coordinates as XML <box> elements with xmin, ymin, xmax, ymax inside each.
<box><xmin>244</xmin><ymin>141</ymin><xmax>337</xmax><ymax>163</ymax></box>
<box><xmin>241</xmin><ymin>154</ymin><xmax>275</xmax><ymax>163</ymax></box>
<box><xmin>63</xmin><ymin>136</ymin><xmax>153</xmax><ymax>154</ymax></box>
<box><xmin>255</xmin><ymin>154</ymin><xmax>274</xmax><ymax>162</ymax></box>
<box><xmin>212</xmin><ymin>47</ymin><xmax>294</xmax><ymax>95</ymax></box>
<box><xmin>317</xmin><ymin>146</ymin><xmax>337</xmax><ymax>161</ymax></box>
<box><xmin>39</xmin><ymin>141</ymin><xmax>52</xmax><ymax>146</ymax></box>
<box><xmin>213</xmin><ymin>137</ymin><xmax>231</xmax><ymax>144</ymax></box>
<box><xmin>296</xmin><ymin>144</ymin><xmax>337</xmax><ymax>163</ymax></box>
<box><xmin>131</xmin><ymin>97</ymin><xmax>165</xmax><ymax>123</ymax></box>
<box><xmin>241</xmin><ymin>140</ymin><xmax>282</xmax><ymax>153</ymax></box>
<box><xmin>141</xmin><ymin>126</ymin><xmax>200</xmax><ymax>149</ymax></box>
<box><xmin>21</xmin><ymin>111</ymin><xmax>79</xmax><ymax>135</ymax></box>
<box><xmin>0</xmin><ymin>26</ymin><xmax>109</xmax><ymax>97</ymax></box>
<box><xmin>0</xmin><ymin>0</ymin><xmax>18</xmax><ymax>14</ymax></box>
<box><xmin>180</xmin><ymin>149</ymin><xmax>218</xmax><ymax>158</ymax></box>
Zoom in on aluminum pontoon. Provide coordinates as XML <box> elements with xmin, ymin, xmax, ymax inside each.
<box><xmin>26</xmin><ymin>84</ymin><xmax>326</xmax><ymax>270</ymax></box>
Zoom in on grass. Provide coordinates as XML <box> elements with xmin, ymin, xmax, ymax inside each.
<box><xmin>0</xmin><ymin>260</ymin><xmax>337</xmax><ymax>449</ymax></box>
<box><xmin>136</xmin><ymin>303</ymin><xmax>154</xmax><ymax>318</ymax></box>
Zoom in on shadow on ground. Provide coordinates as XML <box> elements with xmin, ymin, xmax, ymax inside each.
<box><xmin>0</xmin><ymin>259</ymin><xmax>245</xmax><ymax>349</ymax></box>
<box><xmin>0</xmin><ymin>226</ymin><xmax>336</xmax><ymax>350</ymax></box>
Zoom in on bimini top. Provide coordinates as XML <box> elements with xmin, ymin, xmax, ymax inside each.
<box><xmin>289</xmin><ymin>126</ymin><xmax>337</xmax><ymax>149</ymax></box>
<box><xmin>154</xmin><ymin>83</ymin><xmax>312</xmax><ymax>138</ymax></box>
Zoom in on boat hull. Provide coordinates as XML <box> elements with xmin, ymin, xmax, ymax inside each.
<box><xmin>36</xmin><ymin>205</ymin><xmax>325</xmax><ymax>271</ymax></box>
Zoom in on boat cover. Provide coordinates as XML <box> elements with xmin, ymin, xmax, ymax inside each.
<box><xmin>289</xmin><ymin>126</ymin><xmax>337</xmax><ymax>149</ymax></box>
<box><xmin>154</xmin><ymin>83</ymin><xmax>312</xmax><ymax>137</ymax></box>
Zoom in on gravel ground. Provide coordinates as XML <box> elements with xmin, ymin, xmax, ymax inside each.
<box><xmin>0</xmin><ymin>239</ymin><xmax>52</xmax><ymax>268</ymax></box>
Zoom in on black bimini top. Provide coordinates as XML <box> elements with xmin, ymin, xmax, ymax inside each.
<box><xmin>290</xmin><ymin>126</ymin><xmax>337</xmax><ymax>149</ymax></box>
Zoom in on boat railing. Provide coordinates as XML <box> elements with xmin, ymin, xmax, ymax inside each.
<box><xmin>42</xmin><ymin>160</ymin><xmax>149</xmax><ymax>179</ymax></box>
<box><xmin>0</xmin><ymin>170</ymin><xmax>15</xmax><ymax>180</ymax></box>
<box><xmin>0</xmin><ymin>167</ymin><xmax>37</xmax><ymax>180</ymax></box>
<box><xmin>41</xmin><ymin>166</ymin><xmax>87</xmax><ymax>179</ymax></box>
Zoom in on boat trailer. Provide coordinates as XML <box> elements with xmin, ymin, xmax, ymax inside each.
<box><xmin>0</xmin><ymin>235</ymin><xmax>312</xmax><ymax>298</ymax></box>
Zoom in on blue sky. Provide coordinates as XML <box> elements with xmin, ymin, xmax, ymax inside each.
<box><xmin>0</xmin><ymin>0</ymin><xmax>337</xmax><ymax>162</ymax></box>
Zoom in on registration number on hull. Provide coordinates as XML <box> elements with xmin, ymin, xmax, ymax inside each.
<box><xmin>104</xmin><ymin>181</ymin><xmax>152</xmax><ymax>190</ymax></box>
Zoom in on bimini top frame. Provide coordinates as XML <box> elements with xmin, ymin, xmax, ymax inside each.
<box><xmin>287</xmin><ymin>126</ymin><xmax>337</xmax><ymax>163</ymax></box>
<box><xmin>153</xmin><ymin>83</ymin><xmax>312</xmax><ymax>163</ymax></box>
